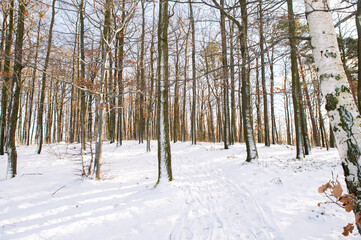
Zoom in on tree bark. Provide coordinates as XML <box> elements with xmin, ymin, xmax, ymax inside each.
<box><xmin>305</xmin><ymin>0</ymin><xmax>361</xmax><ymax>206</ymax></box>
<box><xmin>259</xmin><ymin>0</ymin><xmax>270</xmax><ymax>147</ymax></box>
<box><xmin>189</xmin><ymin>0</ymin><xmax>197</xmax><ymax>145</ymax></box>
<box><xmin>287</xmin><ymin>0</ymin><xmax>304</xmax><ymax>159</ymax></box>
<box><xmin>156</xmin><ymin>0</ymin><xmax>172</xmax><ymax>183</ymax></box>
<box><xmin>6</xmin><ymin>0</ymin><xmax>27</xmax><ymax>178</ymax></box>
<box><xmin>37</xmin><ymin>0</ymin><xmax>56</xmax><ymax>154</ymax></box>
<box><xmin>0</xmin><ymin>0</ymin><xmax>14</xmax><ymax>156</ymax></box>
<box><xmin>357</xmin><ymin>1</ymin><xmax>361</xmax><ymax>113</ymax></box>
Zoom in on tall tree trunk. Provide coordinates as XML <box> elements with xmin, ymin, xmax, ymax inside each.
<box><xmin>6</xmin><ymin>0</ymin><xmax>26</xmax><ymax>178</ymax></box>
<box><xmin>259</xmin><ymin>0</ymin><xmax>270</xmax><ymax>147</ymax></box>
<box><xmin>173</xmin><ymin>34</ymin><xmax>180</xmax><ymax>143</ymax></box>
<box><xmin>139</xmin><ymin>0</ymin><xmax>146</xmax><ymax>144</ymax></box>
<box><xmin>37</xmin><ymin>0</ymin><xmax>56</xmax><ymax>154</ymax></box>
<box><xmin>298</xmin><ymin>54</ymin><xmax>320</xmax><ymax>147</ymax></box>
<box><xmin>284</xmin><ymin>63</ymin><xmax>292</xmax><ymax>145</ymax></box>
<box><xmin>94</xmin><ymin>0</ymin><xmax>112</xmax><ymax>180</ymax></box>
<box><xmin>189</xmin><ymin>0</ymin><xmax>197</xmax><ymax>145</ymax></box>
<box><xmin>256</xmin><ymin>57</ymin><xmax>262</xmax><ymax>143</ymax></box>
<box><xmin>240</xmin><ymin>0</ymin><xmax>257</xmax><ymax>161</ymax></box>
<box><xmin>357</xmin><ymin>1</ymin><xmax>361</xmax><ymax>113</ymax></box>
<box><xmin>287</xmin><ymin>0</ymin><xmax>304</xmax><ymax>159</ymax></box>
<box><xmin>267</xmin><ymin>48</ymin><xmax>277</xmax><ymax>144</ymax></box>
<box><xmin>26</xmin><ymin>17</ymin><xmax>41</xmax><ymax>146</ymax></box>
<box><xmin>229</xmin><ymin>22</ymin><xmax>236</xmax><ymax>145</ymax></box>
<box><xmin>181</xmin><ymin>35</ymin><xmax>189</xmax><ymax>142</ymax></box>
<box><xmin>147</xmin><ymin>3</ymin><xmax>156</xmax><ymax>152</ymax></box>
<box><xmin>156</xmin><ymin>0</ymin><xmax>172</xmax><ymax>183</ymax></box>
<box><xmin>80</xmin><ymin>0</ymin><xmax>87</xmax><ymax>151</ymax></box>
<box><xmin>305</xmin><ymin>0</ymin><xmax>361</xmax><ymax>207</ymax></box>
<box><xmin>220</xmin><ymin>0</ymin><xmax>230</xmax><ymax>149</ymax></box>
<box><xmin>0</xmin><ymin>0</ymin><xmax>14</xmax><ymax>156</ymax></box>
<box><xmin>117</xmin><ymin>1</ymin><xmax>125</xmax><ymax>146</ymax></box>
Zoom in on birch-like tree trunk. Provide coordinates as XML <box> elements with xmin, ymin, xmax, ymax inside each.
<box><xmin>305</xmin><ymin>0</ymin><xmax>361</xmax><ymax>200</ymax></box>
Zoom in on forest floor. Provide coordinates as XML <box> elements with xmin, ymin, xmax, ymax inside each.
<box><xmin>0</xmin><ymin>141</ymin><xmax>358</xmax><ymax>239</ymax></box>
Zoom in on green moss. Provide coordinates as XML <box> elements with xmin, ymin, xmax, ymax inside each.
<box><xmin>333</xmin><ymin>126</ymin><xmax>339</xmax><ymax>132</ymax></box>
<box><xmin>335</xmin><ymin>74</ymin><xmax>341</xmax><ymax>80</ymax></box>
<box><xmin>335</xmin><ymin>88</ymin><xmax>340</xmax><ymax>96</ymax></box>
<box><xmin>341</xmin><ymin>85</ymin><xmax>350</xmax><ymax>93</ymax></box>
<box><xmin>325</xmin><ymin>94</ymin><xmax>338</xmax><ymax>111</ymax></box>
<box><xmin>329</xmin><ymin>52</ymin><xmax>337</xmax><ymax>58</ymax></box>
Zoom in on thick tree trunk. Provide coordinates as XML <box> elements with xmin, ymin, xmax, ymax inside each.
<box><xmin>156</xmin><ymin>0</ymin><xmax>172</xmax><ymax>183</ymax></box>
<box><xmin>94</xmin><ymin>0</ymin><xmax>112</xmax><ymax>180</ymax></box>
<box><xmin>6</xmin><ymin>0</ymin><xmax>26</xmax><ymax>178</ymax></box>
<box><xmin>287</xmin><ymin>0</ymin><xmax>304</xmax><ymax>159</ymax></box>
<box><xmin>0</xmin><ymin>0</ymin><xmax>14</xmax><ymax>156</ymax></box>
<box><xmin>305</xmin><ymin>0</ymin><xmax>361</xmax><ymax>203</ymax></box>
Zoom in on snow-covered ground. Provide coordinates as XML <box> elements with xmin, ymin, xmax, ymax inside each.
<box><xmin>0</xmin><ymin>141</ymin><xmax>358</xmax><ymax>239</ymax></box>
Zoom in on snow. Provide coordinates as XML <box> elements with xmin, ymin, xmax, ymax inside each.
<box><xmin>0</xmin><ymin>141</ymin><xmax>359</xmax><ymax>239</ymax></box>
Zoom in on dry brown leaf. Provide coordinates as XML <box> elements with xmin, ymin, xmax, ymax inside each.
<box><xmin>317</xmin><ymin>202</ymin><xmax>322</xmax><ymax>207</ymax></box>
<box><xmin>318</xmin><ymin>183</ymin><xmax>330</xmax><ymax>193</ymax></box>
<box><xmin>356</xmin><ymin>212</ymin><xmax>361</xmax><ymax>229</ymax></box>
<box><xmin>331</xmin><ymin>180</ymin><xmax>343</xmax><ymax>198</ymax></box>
<box><xmin>339</xmin><ymin>194</ymin><xmax>356</xmax><ymax>213</ymax></box>
<box><xmin>342</xmin><ymin>223</ymin><xmax>354</xmax><ymax>236</ymax></box>
<box><xmin>345</xmin><ymin>204</ymin><xmax>354</xmax><ymax>213</ymax></box>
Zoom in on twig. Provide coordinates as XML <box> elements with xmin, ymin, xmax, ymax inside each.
<box><xmin>51</xmin><ymin>185</ymin><xmax>65</xmax><ymax>197</ymax></box>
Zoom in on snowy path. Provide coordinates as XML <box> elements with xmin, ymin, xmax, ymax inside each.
<box><xmin>0</xmin><ymin>141</ymin><xmax>358</xmax><ymax>239</ymax></box>
<box><xmin>170</xmin><ymin>153</ymin><xmax>279</xmax><ymax>240</ymax></box>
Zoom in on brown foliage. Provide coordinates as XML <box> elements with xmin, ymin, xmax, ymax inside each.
<box><xmin>318</xmin><ymin>177</ymin><xmax>361</xmax><ymax>237</ymax></box>
<box><xmin>339</xmin><ymin>194</ymin><xmax>356</xmax><ymax>213</ymax></box>
<box><xmin>342</xmin><ymin>223</ymin><xmax>354</xmax><ymax>236</ymax></box>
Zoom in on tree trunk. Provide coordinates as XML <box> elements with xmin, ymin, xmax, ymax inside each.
<box><xmin>298</xmin><ymin>54</ymin><xmax>321</xmax><ymax>147</ymax></box>
<box><xmin>287</xmin><ymin>0</ymin><xmax>304</xmax><ymax>159</ymax></box>
<box><xmin>259</xmin><ymin>0</ymin><xmax>270</xmax><ymax>147</ymax></box>
<box><xmin>0</xmin><ymin>0</ymin><xmax>14</xmax><ymax>156</ymax></box>
<box><xmin>156</xmin><ymin>0</ymin><xmax>173</xmax><ymax>183</ymax></box>
<box><xmin>80</xmin><ymin>0</ymin><xmax>87</xmax><ymax>151</ymax></box>
<box><xmin>139</xmin><ymin>1</ymin><xmax>146</xmax><ymax>144</ymax></box>
<box><xmin>229</xmin><ymin>22</ymin><xmax>236</xmax><ymax>145</ymax></box>
<box><xmin>220</xmin><ymin>0</ymin><xmax>230</xmax><ymax>149</ymax></box>
<box><xmin>37</xmin><ymin>0</ymin><xmax>56</xmax><ymax>154</ymax></box>
<box><xmin>357</xmin><ymin>1</ymin><xmax>361</xmax><ymax>113</ymax></box>
<box><xmin>6</xmin><ymin>0</ymin><xmax>26</xmax><ymax>178</ymax></box>
<box><xmin>256</xmin><ymin>58</ymin><xmax>262</xmax><ymax>143</ymax></box>
<box><xmin>240</xmin><ymin>0</ymin><xmax>257</xmax><ymax>161</ymax></box>
<box><xmin>189</xmin><ymin>0</ymin><xmax>197</xmax><ymax>145</ymax></box>
<box><xmin>94</xmin><ymin>0</ymin><xmax>112</xmax><ymax>180</ymax></box>
<box><xmin>305</xmin><ymin>0</ymin><xmax>361</xmax><ymax>206</ymax></box>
